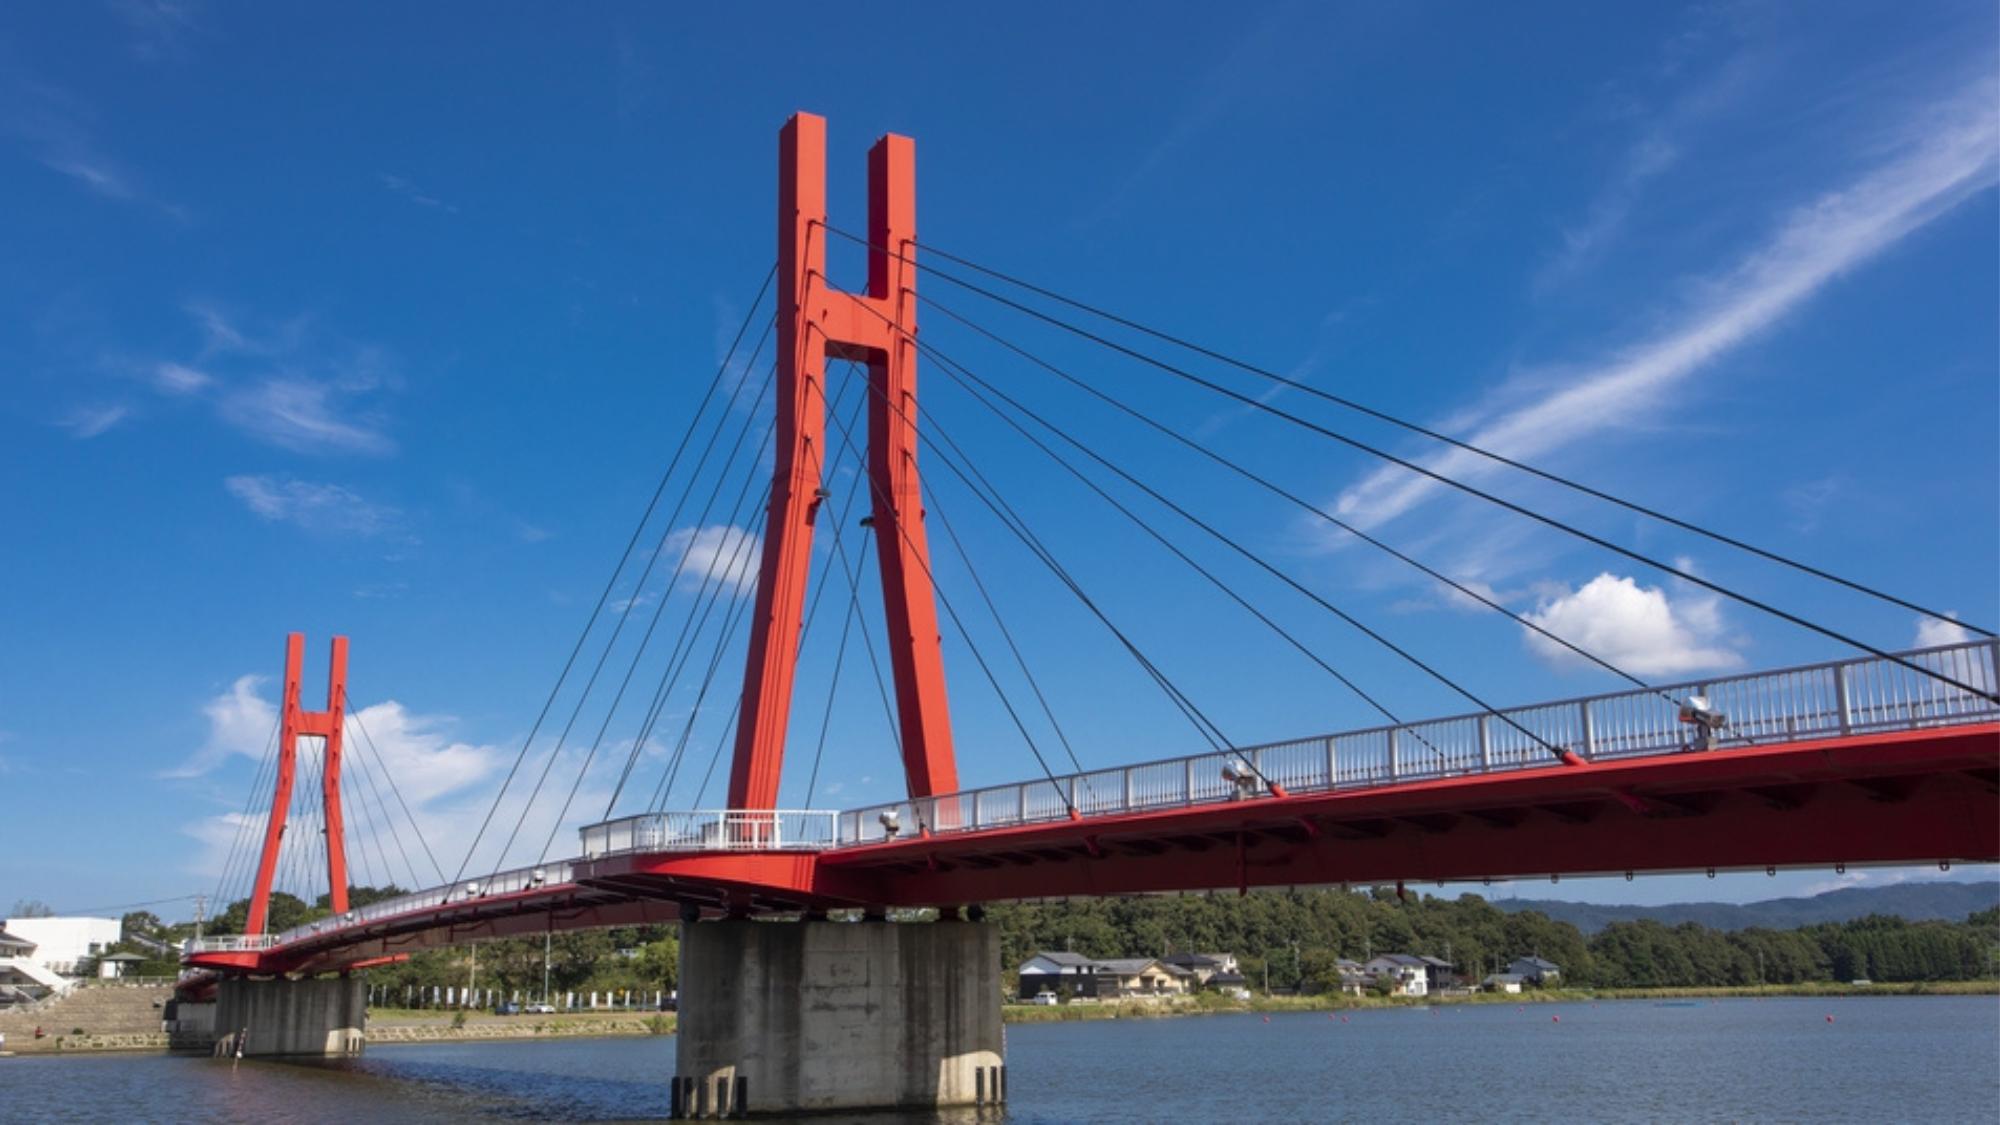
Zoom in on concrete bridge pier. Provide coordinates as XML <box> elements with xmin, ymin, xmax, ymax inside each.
<box><xmin>673</xmin><ymin>919</ymin><xmax>1003</xmax><ymax>1119</ymax></box>
<box><xmin>212</xmin><ymin>974</ymin><xmax>367</xmax><ymax>1057</ymax></box>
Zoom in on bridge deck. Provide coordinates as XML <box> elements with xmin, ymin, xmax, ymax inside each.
<box><xmin>185</xmin><ymin>642</ymin><xmax>1999</xmax><ymax>976</ymax></box>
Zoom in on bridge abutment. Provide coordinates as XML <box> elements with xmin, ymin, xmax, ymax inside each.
<box><xmin>212</xmin><ymin>974</ymin><xmax>366</xmax><ymax>1057</ymax></box>
<box><xmin>674</xmin><ymin>918</ymin><xmax>1002</xmax><ymax>1118</ymax></box>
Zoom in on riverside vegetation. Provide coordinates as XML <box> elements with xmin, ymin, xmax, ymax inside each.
<box><xmin>104</xmin><ymin>883</ymin><xmax>1999</xmax><ymax>1007</ymax></box>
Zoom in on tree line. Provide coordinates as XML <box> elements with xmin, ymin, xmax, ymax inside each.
<box><xmin>149</xmin><ymin>884</ymin><xmax>1997</xmax><ymax>996</ymax></box>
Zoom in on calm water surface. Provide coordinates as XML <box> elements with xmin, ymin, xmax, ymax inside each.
<box><xmin>2</xmin><ymin>996</ymin><xmax>1995</xmax><ymax>1122</ymax></box>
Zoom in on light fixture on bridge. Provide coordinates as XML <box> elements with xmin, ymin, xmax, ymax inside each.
<box><xmin>530</xmin><ymin>868</ymin><xmax>546</xmax><ymax>885</ymax></box>
<box><xmin>1220</xmin><ymin>760</ymin><xmax>1259</xmax><ymax>799</ymax></box>
<box><xmin>463</xmin><ymin>882</ymin><xmax>482</xmax><ymax>899</ymax></box>
<box><xmin>1678</xmin><ymin>695</ymin><xmax>1728</xmax><ymax>750</ymax></box>
<box><xmin>879</xmin><ymin>809</ymin><xmax>901</xmax><ymax>838</ymax></box>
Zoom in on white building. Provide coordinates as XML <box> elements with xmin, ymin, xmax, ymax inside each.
<box><xmin>0</xmin><ymin>916</ymin><xmax>122</xmax><ymax>976</ymax></box>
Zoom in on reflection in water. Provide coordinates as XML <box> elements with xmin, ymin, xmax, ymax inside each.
<box><xmin>0</xmin><ymin>997</ymin><xmax>1994</xmax><ymax>1122</ymax></box>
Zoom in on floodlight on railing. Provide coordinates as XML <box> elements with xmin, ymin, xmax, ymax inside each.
<box><xmin>879</xmin><ymin>809</ymin><xmax>901</xmax><ymax>838</ymax></box>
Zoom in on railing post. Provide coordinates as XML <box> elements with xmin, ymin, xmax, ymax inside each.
<box><xmin>1477</xmin><ymin>716</ymin><xmax>1492</xmax><ymax>770</ymax></box>
<box><xmin>1185</xmin><ymin>758</ymin><xmax>1196</xmax><ymax>803</ymax></box>
<box><xmin>1124</xmin><ymin>767</ymin><xmax>1134</xmax><ymax>811</ymax></box>
<box><xmin>1069</xmin><ymin>776</ymin><xmax>1080</xmax><ymax>814</ymax></box>
<box><xmin>1251</xmin><ymin>748</ymin><xmax>1265</xmax><ymax>793</ymax></box>
<box><xmin>1017</xmin><ymin>784</ymin><xmax>1027</xmax><ymax>824</ymax></box>
<box><xmin>1325</xmin><ymin>737</ymin><xmax>1338</xmax><ymax>789</ymax></box>
<box><xmin>1834</xmin><ymin>663</ymin><xmax>1852</xmax><ymax>736</ymax></box>
<box><xmin>1578</xmin><ymin>702</ymin><xmax>1596</xmax><ymax>761</ymax></box>
<box><xmin>1387</xmin><ymin>729</ymin><xmax>1399</xmax><ymax>782</ymax></box>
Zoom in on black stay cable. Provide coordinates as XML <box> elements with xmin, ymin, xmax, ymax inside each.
<box><xmin>648</xmin><ymin>504</ymin><xmax>774</xmax><ymax>812</ymax></box>
<box><xmin>346</xmin><ymin>699</ymin><xmax>447</xmax><ymax>885</ymax></box>
<box><xmin>921</xmin><ymin>292</ymin><xmax>1718</xmax><ymax>726</ymax></box>
<box><xmin>539</xmin><ymin>379</ymin><xmax>784</xmax><ymax>859</ymax></box>
<box><xmin>820</xmin><ymin>364</ymin><xmax>1082</xmax><ymax>811</ymax></box>
<box><xmin>212</xmin><ymin>714</ymin><xmax>281</xmax><ymax>913</ymax></box>
<box><xmin>841</xmin><ymin>339</ymin><xmax>1232</xmax><ymax>758</ymax></box>
<box><xmin>339</xmin><ymin>714</ymin><xmax>416</xmax><ymax>889</ymax></box>
<box><xmin>842</xmin><ymin>293</ymin><xmax>1578</xmax><ymax>766</ymax></box>
<box><xmin>605</xmin><ymin>363</ymin><xmax>871</xmax><ymax>818</ymax></box>
<box><xmin>803</xmin><ymin>534</ymin><xmax>873</xmax><ymax>806</ymax></box>
<box><xmin>484</xmin><ymin>339</ymin><xmax>778</xmax><ymax>875</ymax></box>
<box><xmin>825</xmin><ymin>224</ymin><xmax>1991</xmax><ymax>642</ymax></box>
<box><xmin>452</xmin><ymin>269</ymin><xmax>775</xmax><ymax>884</ymax></box>
<box><xmin>921</xmin><ymin>475</ymin><xmax>1092</xmax><ymax>777</ymax></box>
<box><xmin>921</xmin><ymin>381</ymin><xmax>1448</xmax><ymax>764</ymax></box>
<box><xmin>857</xmin><ymin>250</ymin><xmax>1996</xmax><ymax>706</ymax></box>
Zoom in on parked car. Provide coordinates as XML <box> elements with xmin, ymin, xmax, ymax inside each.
<box><xmin>656</xmin><ymin>993</ymin><xmax>678</xmax><ymax>1012</ymax></box>
<box><xmin>494</xmin><ymin>1001</ymin><xmax>521</xmax><ymax>1016</ymax></box>
<box><xmin>1027</xmin><ymin>992</ymin><xmax>1058</xmax><ymax>1006</ymax></box>
<box><xmin>524</xmin><ymin>1002</ymin><xmax>556</xmax><ymax>1014</ymax></box>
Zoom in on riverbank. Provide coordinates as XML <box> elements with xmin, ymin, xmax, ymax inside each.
<box><xmin>1000</xmin><ymin>979</ymin><xmax>2000</xmax><ymax>1023</ymax></box>
<box><xmin>366</xmin><ymin>1008</ymin><xmax>674</xmax><ymax>1043</ymax></box>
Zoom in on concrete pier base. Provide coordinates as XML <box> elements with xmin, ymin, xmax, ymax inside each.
<box><xmin>213</xmin><ymin>975</ymin><xmax>366</xmax><ymax>1057</ymax></box>
<box><xmin>674</xmin><ymin>920</ymin><xmax>1003</xmax><ymax>1118</ymax></box>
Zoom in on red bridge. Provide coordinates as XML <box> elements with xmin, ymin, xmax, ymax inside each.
<box><xmin>175</xmin><ymin>111</ymin><xmax>1998</xmax><ymax>1117</ymax></box>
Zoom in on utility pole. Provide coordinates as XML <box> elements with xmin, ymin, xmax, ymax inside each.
<box><xmin>468</xmin><ymin>944</ymin><xmax>478</xmax><ymax>1007</ymax></box>
<box><xmin>193</xmin><ymin>894</ymin><xmax>206</xmax><ymax>941</ymax></box>
<box><xmin>543</xmin><ymin>930</ymin><xmax>552</xmax><ymax>1004</ymax></box>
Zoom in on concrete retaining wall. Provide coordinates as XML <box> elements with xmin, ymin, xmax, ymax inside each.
<box><xmin>214</xmin><ymin>976</ymin><xmax>367</xmax><ymax>1057</ymax></box>
<box><xmin>676</xmin><ymin>920</ymin><xmax>1002</xmax><ymax>1117</ymax></box>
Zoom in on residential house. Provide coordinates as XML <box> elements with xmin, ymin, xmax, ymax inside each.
<box><xmin>1161</xmin><ymin>952</ymin><xmax>1244</xmax><ymax>990</ymax></box>
<box><xmin>1362</xmin><ymin>954</ymin><xmax>1429</xmax><ymax>997</ymax></box>
<box><xmin>1092</xmin><ymin>958</ymin><xmax>1192</xmax><ymax>998</ymax></box>
<box><xmin>1507</xmin><ymin>956</ymin><xmax>1561</xmax><ymax>986</ymax></box>
<box><xmin>1017</xmin><ymin>951</ymin><xmax>1098</xmax><ymax>1000</ymax></box>
<box><xmin>1329</xmin><ymin>958</ymin><xmax>1369</xmax><ymax>996</ymax></box>
<box><xmin>1483</xmin><ymin>973</ymin><xmax>1526</xmax><ymax>994</ymax></box>
<box><xmin>1018</xmin><ymin>953</ymin><xmax>1202</xmax><ymax>1001</ymax></box>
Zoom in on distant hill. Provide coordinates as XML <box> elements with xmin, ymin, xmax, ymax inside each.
<box><xmin>1495</xmin><ymin>880</ymin><xmax>1999</xmax><ymax>933</ymax></box>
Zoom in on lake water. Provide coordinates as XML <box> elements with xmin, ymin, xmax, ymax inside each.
<box><xmin>2</xmin><ymin>996</ymin><xmax>1995</xmax><ymax>1122</ymax></box>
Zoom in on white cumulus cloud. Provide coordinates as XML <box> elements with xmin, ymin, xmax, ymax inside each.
<box><xmin>1913</xmin><ymin>613</ymin><xmax>1972</xmax><ymax>649</ymax></box>
<box><xmin>667</xmin><ymin>524</ymin><xmax>761</xmax><ymax>597</ymax></box>
<box><xmin>1522</xmin><ymin>572</ymin><xmax>1741</xmax><ymax>677</ymax></box>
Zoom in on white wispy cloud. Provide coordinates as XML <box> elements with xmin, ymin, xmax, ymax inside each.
<box><xmin>378</xmin><ymin>172</ymin><xmax>458</xmax><ymax>213</ymax></box>
<box><xmin>150</xmin><ymin>361</ymin><xmax>212</xmax><ymax>395</ymax></box>
<box><xmin>224</xmin><ymin>474</ymin><xmax>400</xmax><ymax>537</ymax></box>
<box><xmin>55</xmin><ymin>402</ymin><xmax>133</xmax><ymax>438</ymax></box>
<box><xmin>218</xmin><ymin>377</ymin><xmax>396</xmax><ymax>455</ymax></box>
<box><xmin>1522</xmin><ymin>572</ymin><xmax>1741</xmax><ymax>677</ymax></box>
<box><xmin>1335</xmin><ymin>76</ymin><xmax>1999</xmax><ymax>531</ymax></box>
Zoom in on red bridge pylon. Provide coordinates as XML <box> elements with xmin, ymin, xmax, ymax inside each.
<box><xmin>245</xmin><ymin>632</ymin><xmax>351</xmax><ymax>933</ymax></box>
<box><xmin>728</xmin><ymin>112</ymin><xmax>959</xmax><ymax>810</ymax></box>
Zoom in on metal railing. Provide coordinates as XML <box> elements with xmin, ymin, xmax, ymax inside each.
<box><xmin>579</xmin><ymin>810</ymin><xmax>839</xmax><ymax>859</ymax></box>
<box><xmin>184</xmin><ymin>642</ymin><xmax>1995</xmax><ymax>957</ymax></box>
<box><xmin>183</xmin><ymin>933</ymin><xmax>282</xmax><ymax>955</ymax></box>
<box><xmin>834</xmin><ymin>641</ymin><xmax>1998</xmax><ymax>845</ymax></box>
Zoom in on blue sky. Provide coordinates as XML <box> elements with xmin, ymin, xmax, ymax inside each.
<box><xmin>2</xmin><ymin>2</ymin><xmax>1994</xmax><ymax>917</ymax></box>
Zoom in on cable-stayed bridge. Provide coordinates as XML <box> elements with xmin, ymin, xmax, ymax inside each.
<box><xmin>175</xmin><ymin>112</ymin><xmax>1998</xmax><ymax>1118</ymax></box>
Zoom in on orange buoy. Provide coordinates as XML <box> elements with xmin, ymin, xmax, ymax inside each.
<box><xmin>1552</xmin><ymin>1015</ymin><xmax>1561</xmax><ymax>1023</ymax></box>
<box><xmin>1262</xmin><ymin>1015</ymin><xmax>1270</xmax><ymax>1023</ymax></box>
<box><xmin>1825</xmin><ymin>1014</ymin><xmax>1835</xmax><ymax>1024</ymax></box>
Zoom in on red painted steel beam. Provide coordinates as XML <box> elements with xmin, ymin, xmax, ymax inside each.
<box><xmin>820</xmin><ymin>725</ymin><xmax>2000</xmax><ymax>903</ymax></box>
<box><xmin>245</xmin><ymin>633</ymin><xmax>351</xmax><ymax>934</ymax></box>
<box><xmin>729</xmin><ymin>112</ymin><xmax>958</xmax><ymax>809</ymax></box>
